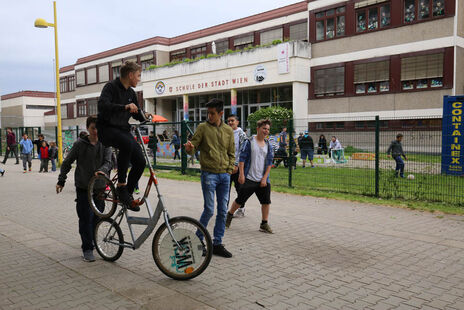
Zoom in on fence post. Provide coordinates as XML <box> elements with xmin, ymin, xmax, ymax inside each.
<box><xmin>0</xmin><ymin>129</ymin><xmax>2</xmax><ymax>156</ymax></box>
<box><xmin>181</xmin><ymin>120</ymin><xmax>187</xmax><ymax>175</ymax></box>
<box><xmin>288</xmin><ymin>118</ymin><xmax>293</xmax><ymax>188</ymax></box>
<box><xmin>55</xmin><ymin>126</ymin><xmax>58</xmax><ymax>144</ymax></box>
<box><xmin>375</xmin><ymin>115</ymin><xmax>380</xmax><ymax>197</ymax></box>
<box><xmin>153</xmin><ymin>123</ymin><xmax>157</xmax><ymax>168</ymax></box>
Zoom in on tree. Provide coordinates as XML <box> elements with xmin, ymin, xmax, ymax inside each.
<box><xmin>247</xmin><ymin>106</ymin><xmax>293</xmax><ymax>135</ymax></box>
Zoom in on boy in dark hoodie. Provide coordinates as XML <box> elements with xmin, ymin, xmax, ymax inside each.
<box><xmin>387</xmin><ymin>133</ymin><xmax>408</xmax><ymax>178</ymax></box>
<box><xmin>56</xmin><ymin>116</ymin><xmax>112</xmax><ymax>262</ymax></box>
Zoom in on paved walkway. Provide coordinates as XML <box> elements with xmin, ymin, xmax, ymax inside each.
<box><xmin>1</xmin><ymin>160</ymin><xmax>464</xmax><ymax>309</ymax></box>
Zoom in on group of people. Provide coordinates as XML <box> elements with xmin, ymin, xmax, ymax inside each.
<box><xmin>1</xmin><ymin>128</ymin><xmax>58</xmax><ymax>174</ymax></box>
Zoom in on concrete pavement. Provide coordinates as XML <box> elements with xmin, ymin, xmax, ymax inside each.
<box><xmin>1</xmin><ymin>159</ymin><xmax>464</xmax><ymax>309</ymax></box>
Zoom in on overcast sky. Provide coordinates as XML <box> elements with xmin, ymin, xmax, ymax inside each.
<box><xmin>0</xmin><ymin>0</ymin><xmax>303</xmax><ymax>96</ymax></box>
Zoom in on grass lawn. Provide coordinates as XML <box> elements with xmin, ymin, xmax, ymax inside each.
<box><xmin>148</xmin><ymin>166</ymin><xmax>464</xmax><ymax>215</ymax></box>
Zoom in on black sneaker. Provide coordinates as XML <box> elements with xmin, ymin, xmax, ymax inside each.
<box><xmin>0</xmin><ymin>170</ymin><xmax>4</xmax><ymax>176</ymax></box>
<box><xmin>213</xmin><ymin>244</ymin><xmax>232</xmax><ymax>258</ymax></box>
<box><xmin>117</xmin><ymin>186</ymin><xmax>139</xmax><ymax>212</ymax></box>
<box><xmin>225</xmin><ymin>212</ymin><xmax>233</xmax><ymax>228</ymax></box>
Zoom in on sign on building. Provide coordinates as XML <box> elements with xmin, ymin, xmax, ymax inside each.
<box><xmin>442</xmin><ymin>96</ymin><xmax>464</xmax><ymax>175</ymax></box>
<box><xmin>277</xmin><ymin>43</ymin><xmax>289</xmax><ymax>74</ymax></box>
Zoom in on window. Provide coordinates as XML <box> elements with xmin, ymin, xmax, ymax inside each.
<box><xmin>234</xmin><ymin>34</ymin><xmax>254</xmax><ymax>50</ymax></box>
<box><xmin>140</xmin><ymin>53</ymin><xmax>154</xmax><ymax>70</ymax></box>
<box><xmin>112</xmin><ymin>61</ymin><xmax>122</xmax><ymax>79</ymax></box>
<box><xmin>356</xmin><ymin>3</ymin><xmax>391</xmax><ymax>33</ymax></box>
<box><xmin>170</xmin><ymin>49</ymin><xmax>186</xmax><ymax>61</ymax></box>
<box><xmin>316</xmin><ymin>123</ymin><xmax>323</xmax><ymax>130</ymax></box>
<box><xmin>401</xmin><ymin>53</ymin><xmax>443</xmax><ymax>90</ymax></box>
<box><xmin>68</xmin><ymin>76</ymin><xmax>75</xmax><ymax>91</ymax></box>
<box><xmin>260</xmin><ymin>28</ymin><xmax>283</xmax><ymax>45</ymax></box>
<box><xmin>76</xmin><ymin>70</ymin><xmax>85</xmax><ymax>86</ymax></box>
<box><xmin>290</xmin><ymin>22</ymin><xmax>308</xmax><ymax>41</ymax></box>
<box><xmin>355</xmin><ymin>121</ymin><xmax>365</xmax><ymax>129</ymax></box>
<box><xmin>190</xmin><ymin>46</ymin><xmax>207</xmax><ymax>59</ymax></box>
<box><xmin>87</xmin><ymin>98</ymin><xmax>98</xmax><ymax>116</ymax></box>
<box><xmin>214</xmin><ymin>40</ymin><xmax>229</xmax><ymax>54</ymax></box>
<box><xmin>86</xmin><ymin>67</ymin><xmax>97</xmax><ymax>84</ymax></box>
<box><xmin>315</xmin><ymin>6</ymin><xmax>345</xmax><ymax>41</ymax></box>
<box><xmin>60</xmin><ymin>77</ymin><xmax>68</xmax><ymax>93</ymax></box>
<box><xmin>336</xmin><ymin>122</ymin><xmax>344</xmax><ymax>129</ymax></box>
<box><xmin>314</xmin><ymin>66</ymin><xmax>345</xmax><ymax>97</ymax></box>
<box><xmin>77</xmin><ymin>100</ymin><xmax>87</xmax><ymax>117</ymax></box>
<box><xmin>98</xmin><ymin>64</ymin><xmax>109</xmax><ymax>82</ymax></box>
<box><xmin>61</xmin><ymin>104</ymin><xmax>67</xmax><ymax>120</ymax></box>
<box><xmin>354</xmin><ymin>60</ymin><xmax>390</xmax><ymax>94</ymax></box>
<box><xmin>405</xmin><ymin>0</ymin><xmax>445</xmax><ymax>23</ymax></box>
<box><xmin>326</xmin><ymin>122</ymin><xmax>334</xmax><ymax>129</ymax></box>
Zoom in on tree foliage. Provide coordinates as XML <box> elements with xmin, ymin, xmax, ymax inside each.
<box><xmin>247</xmin><ymin>106</ymin><xmax>293</xmax><ymax>135</ymax></box>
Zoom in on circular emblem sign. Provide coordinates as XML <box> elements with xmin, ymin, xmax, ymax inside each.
<box><xmin>254</xmin><ymin>65</ymin><xmax>266</xmax><ymax>83</ymax></box>
<box><xmin>155</xmin><ymin>81</ymin><xmax>166</xmax><ymax>95</ymax></box>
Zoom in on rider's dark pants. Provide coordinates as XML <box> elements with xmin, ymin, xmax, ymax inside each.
<box><xmin>98</xmin><ymin>126</ymin><xmax>146</xmax><ymax>194</ymax></box>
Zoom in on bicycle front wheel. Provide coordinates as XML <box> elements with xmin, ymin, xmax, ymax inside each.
<box><xmin>94</xmin><ymin>219</ymin><xmax>124</xmax><ymax>262</ymax></box>
<box><xmin>88</xmin><ymin>174</ymin><xmax>117</xmax><ymax>218</ymax></box>
<box><xmin>152</xmin><ymin>216</ymin><xmax>212</xmax><ymax>280</ymax></box>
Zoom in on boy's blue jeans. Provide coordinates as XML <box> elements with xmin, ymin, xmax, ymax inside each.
<box><xmin>51</xmin><ymin>158</ymin><xmax>56</xmax><ymax>171</ymax></box>
<box><xmin>198</xmin><ymin>171</ymin><xmax>230</xmax><ymax>245</ymax></box>
<box><xmin>394</xmin><ymin>156</ymin><xmax>405</xmax><ymax>177</ymax></box>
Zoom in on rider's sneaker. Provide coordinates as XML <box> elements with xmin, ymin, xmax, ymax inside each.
<box><xmin>213</xmin><ymin>244</ymin><xmax>232</xmax><ymax>258</ymax></box>
<box><xmin>225</xmin><ymin>212</ymin><xmax>233</xmax><ymax>228</ymax></box>
<box><xmin>234</xmin><ymin>208</ymin><xmax>245</xmax><ymax>218</ymax></box>
<box><xmin>134</xmin><ymin>188</ymin><xmax>140</xmax><ymax>194</ymax></box>
<box><xmin>83</xmin><ymin>250</ymin><xmax>95</xmax><ymax>262</ymax></box>
<box><xmin>117</xmin><ymin>186</ymin><xmax>139</xmax><ymax>212</ymax></box>
<box><xmin>259</xmin><ymin>222</ymin><xmax>273</xmax><ymax>234</ymax></box>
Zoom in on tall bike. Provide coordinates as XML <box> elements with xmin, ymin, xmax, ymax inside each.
<box><xmin>87</xmin><ymin>119</ymin><xmax>212</xmax><ymax>280</ymax></box>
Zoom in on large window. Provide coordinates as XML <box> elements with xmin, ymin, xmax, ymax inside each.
<box><xmin>170</xmin><ymin>49</ymin><xmax>186</xmax><ymax>61</ymax></box>
<box><xmin>315</xmin><ymin>6</ymin><xmax>345</xmax><ymax>41</ymax></box>
<box><xmin>76</xmin><ymin>70</ymin><xmax>85</xmax><ymax>86</ymax></box>
<box><xmin>60</xmin><ymin>77</ymin><xmax>68</xmax><ymax>93</ymax></box>
<box><xmin>260</xmin><ymin>28</ymin><xmax>283</xmax><ymax>45</ymax></box>
<box><xmin>87</xmin><ymin>98</ymin><xmax>98</xmax><ymax>116</ymax></box>
<box><xmin>404</xmin><ymin>0</ymin><xmax>445</xmax><ymax>23</ymax></box>
<box><xmin>354</xmin><ymin>60</ymin><xmax>390</xmax><ymax>94</ymax></box>
<box><xmin>61</xmin><ymin>104</ymin><xmax>67</xmax><ymax>120</ymax></box>
<box><xmin>214</xmin><ymin>40</ymin><xmax>229</xmax><ymax>54</ymax></box>
<box><xmin>356</xmin><ymin>3</ymin><xmax>391</xmax><ymax>33</ymax></box>
<box><xmin>314</xmin><ymin>66</ymin><xmax>345</xmax><ymax>97</ymax></box>
<box><xmin>77</xmin><ymin>100</ymin><xmax>87</xmax><ymax>117</ymax></box>
<box><xmin>290</xmin><ymin>22</ymin><xmax>308</xmax><ymax>41</ymax></box>
<box><xmin>401</xmin><ymin>53</ymin><xmax>444</xmax><ymax>90</ymax></box>
<box><xmin>190</xmin><ymin>45</ymin><xmax>207</xmax><ymax>59</ymax></box>
<box><xmin>98</xmin><ymin>64</ymin><xmax>109</xmax><ymax>82</ymax></box>
<box><xmin>68</xmin><ymin>76</ymin><xmax>75</xmax><ymax>91</ymax></box>
<box><xmin>234</xmin><ymin>34</ymin><xmax>254</xmax><ymax>50</ymax></box>
<box><xmin>112</xmin><ymin>61</ymin><xmax>121</xmax><ymax>79</ymax></box>
<box><xmin>140</xmin><ymin>53</ymin><xmax>154</xmax><ymax>70</ymax></box>
<box><xmin>86</xmin><ymin>67</ymin><xmax>97</xmax><ymax>84</ymax></box>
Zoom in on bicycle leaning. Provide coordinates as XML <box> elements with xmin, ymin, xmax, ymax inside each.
<box><xmin>87</xmin><ymin>118</ymin><xmax>213</xmax><ymax>280</ymax></box>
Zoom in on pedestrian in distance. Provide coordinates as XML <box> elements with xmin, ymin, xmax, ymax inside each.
<box><xmin>226</xmin><ymin>114</ymin><xmax>247</xmax><ymax>218</ymax></box>
<box><xmin>279</xmin><ymin>127</ymin><xmax>287</xmax><ymax>148</ymax></box>
<box><xmin>19</xmin><ymin>133</ymin><xmax>33</xmax><ymax>173</ymax></box>
<box><xmin>299</xmin><ymin>130</ymin><xmax>315</xmax><ymax>168</ymax></box>
<box><xmin>329</xmin><ymin>136</ymin><xmax>342</xmax><ymax>159</ymax></box>
<box><xmin>33</xmin><ymin>134</ymin><xmax>48</xmax><ymax>159</ymax></box>
<box><xmin>96</xmin><ymin>61</ymin><xmax>153</xmax><ymax>211</ymax></box>
<box><xmin>39</xmin><ymin>141</ymin><xmax>49</xmax><ymax>172</ymax></box>
<box><xmin>318</xmin><ymin>134</ymin><xmax>328</xmax><ymax>155</ymax></box>
<box><xmin>226</xmin><ymin>119</ymin><xmax>274</xmax><ymax>234</ymax></box>
<box><xmin>185</xmin><ymin>98</ymin><xmax>235</xmax><ymax>258</ymax></box>
<box><xmin>48</xmin><ymin>142</ymin><xmax>58</xmax><ymax>172</ymax></box>
<box><xmin>56</xmin><ymin>116</ymin><xmax>112</xmax><ymax>262</ymax></box>
<box><xmin>170</xmin><ymin>130</ymin><xmax>181</xmax><ymax>160</ymax></box>
<box><xmin>387</xmin><ymin>133</ymin><xmax>408</xmax><ymax>178</ymax></box>
<box><xmin>2</xmin><ymin>127</ymin><xmax>19</xmax><ymax>165</ymax></box>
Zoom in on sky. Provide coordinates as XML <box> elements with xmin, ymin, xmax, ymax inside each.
<box><xmin>0</xmin><ymin>0</ymin><xmax>303</xmax><ymax>96</ymax></box>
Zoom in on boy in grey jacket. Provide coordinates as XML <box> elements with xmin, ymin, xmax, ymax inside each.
<box><xmin>387</xmin><ymin>133</ymin><xmax>408</xmax><ymax>178</ymax></box>
<box><xmin>56</xmin><ymin>116</ymin><xmax>113</xmax><ymax>262</ymax></box>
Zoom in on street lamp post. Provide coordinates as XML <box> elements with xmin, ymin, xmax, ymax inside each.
<box><xmin>34</xmin><ymin>1</ymin><xmax>63</xmax><ymax>164</ymax></box>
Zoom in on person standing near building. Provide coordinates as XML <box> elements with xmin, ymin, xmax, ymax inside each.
<box><xmin>279</xmin><ymin>127</ymin><xmax>287</xmax><ymax>149</ymax></box>
<box><xmin>318</xmin><ymin>134</ymin><xmax>328</xmax><ymax>155</ymax></box>
<box><xmin>387</xmin><ymin>133</ymin><xmax>407</xmax><ymax>178</ymax></box>
<box><xmin>329</xmin><ymin>136</ymin><xmax>342</xmax><ymax>159</ymax></box>
<box><xmin>33</xmin><ymin>134</ymin><xmax>48</xmax><ymax>159</ymax></box>
<box><xmin>39</xmin><ymin>141</ymin><xmax>49</xmax><ymax>173</ymax></box>
<box><xmin>226</xmin><ymin>114</ymin><xmax>247</xmax><ymax>217</ymax></box>
<box><xmin>226</xmin><ymin>119</ymin><xmax>274</xmax><ymax>233</ymax></box>
<box><xmin>299</xmin><ymin>130</ymin><xmax>315</xmax><ymax>168</ymax></box>
<box><xmin>170</xmin><ymin>130</ymin><xmax>181</xmax><ymax>160</ymax></box>
<box><xmin>56</xmin><ymin>116</ymin><xmax>112</xmax><ymax>262</ymax></box>
<box><xmin>2</xmin><ymin>128</ymin><xmax>19</xmax><ymax>165</ymax></box>
<box><xmin>184</xmin><ymin>99</ymin><xmax>235</xmax><ymax>258</ymax></box>
<box><xmin>48</xmin><ymin>142</ymin><xmax>58</xmax><ymax>172</ymax></box>
<box><xmin>19</xmin><ymin>133</ymin><xmax>33</xmax><ymax>173</ymax></box>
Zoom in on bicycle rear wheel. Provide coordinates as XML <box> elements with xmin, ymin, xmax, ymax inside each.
<box><xmin>94</xmin><ymin>219</ymin><xmax>124</xmax><ymax>262</ymax></box>
<box><xmin>88</xmin><ymin>175</ymin><xmax>117</xmax><ymax>218</ymax></box>
<box><xmin>152</xmin><ymin>216</ymin><xmax>212</xmax><ymax>280</ymax></box>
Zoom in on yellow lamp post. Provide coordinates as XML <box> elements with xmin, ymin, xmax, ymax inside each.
<box><xmin>34</xmin><ymin>1</ymin><xmax>63</xmax><ymax>164</ymax></box>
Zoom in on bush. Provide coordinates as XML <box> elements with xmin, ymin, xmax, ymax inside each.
<box><xmin>247</xmin><ymin>106</ymin><xmax>293</xmax><ymax>135</ymax></box>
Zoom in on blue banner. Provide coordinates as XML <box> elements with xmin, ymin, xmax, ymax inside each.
<box><xmin>442</xmin><ymin>96</ymin><xmax>464</xmax><ymax>175</ymax></box>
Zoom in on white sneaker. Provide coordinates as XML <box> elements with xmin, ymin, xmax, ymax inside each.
<box><xmin>234</xmin><ymin>208</ymin><xmax>245</xmax><ymax>218</ymax></box>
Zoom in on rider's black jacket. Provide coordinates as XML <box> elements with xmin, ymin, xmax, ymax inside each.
<box><xmin>97</xmin><ymin>78</ymin><xmax>145</xmax><ymax>131</ymax></box>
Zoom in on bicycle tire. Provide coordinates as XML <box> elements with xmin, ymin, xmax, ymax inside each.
<box><xmin>152</xmin><ymin>216</ymin><xmax>213</xmax><ymax>280</ymax></box>
<box><xmin>88</xmin><ymin>174</ymin><xmax>117</xmax><ymax>219</ymax></box>
<box><xmin>94</xmin><ymin>219</ymin><xmax>124</xmax><ymax>262</ymax></box>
